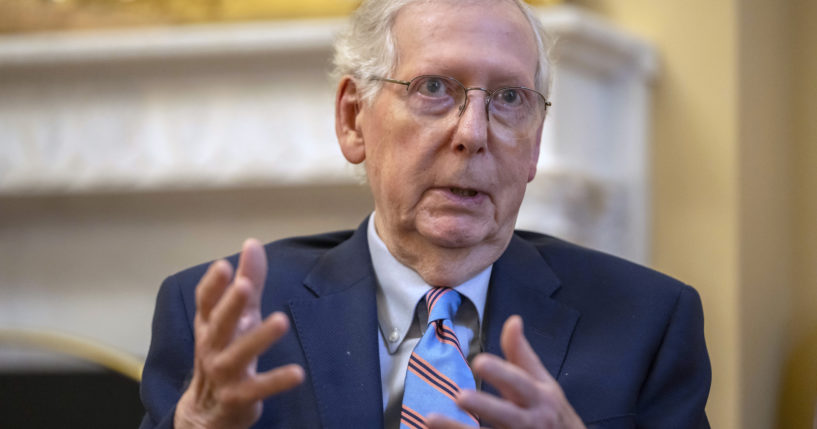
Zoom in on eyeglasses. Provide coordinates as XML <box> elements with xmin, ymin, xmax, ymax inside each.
<box><xmin>372</xmin><ymin>74</ymin><xmax>551</xmax><ymax>140</ymax></box>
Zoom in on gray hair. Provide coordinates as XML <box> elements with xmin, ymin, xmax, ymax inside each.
<box><xmin>332</xmin><ymin>0</ymin><xmax>554</xmax><ymax>104</ymax></box>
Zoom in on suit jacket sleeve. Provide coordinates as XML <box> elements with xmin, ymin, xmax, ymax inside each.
<box><xmin>139</xmin><ymin>274</ymin><xmax>196</xmax><ymax>429</ymax></box>
<box><xmin>634</xmin><ymin>284</ymin><xmax>711</xmax><ymax>429</ymax></box>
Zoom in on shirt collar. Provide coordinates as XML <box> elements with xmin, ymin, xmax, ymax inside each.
<box><xmin>367</xmin><ymin>213</ymin><xmax>491</xmax><ymax>353</ymax></box>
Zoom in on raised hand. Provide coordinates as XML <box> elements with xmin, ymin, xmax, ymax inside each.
<box><xmin>174</xmin><ymin>239</ymin><xmax>305</xmax><ymax>429</ymax></box>
<box><xmin>427</xmin><ymin>316</ymin><xmax>585</xmax><ymax>429</ymax></box>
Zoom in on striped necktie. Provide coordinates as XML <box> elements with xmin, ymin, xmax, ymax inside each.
<box><xmin>400</xmin><ymin>287</ymin><xmax>478</xmax><ymax>428</ymax></box>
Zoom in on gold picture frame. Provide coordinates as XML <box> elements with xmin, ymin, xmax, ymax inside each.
<box><xmin>1</xmin><ymin>0</ymin><xmax>563</xmax><ymax>34</ymax></box>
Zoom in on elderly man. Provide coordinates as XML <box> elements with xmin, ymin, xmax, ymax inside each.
<box><xmin>139</xmin><ymin>0</ymin><xmax>711</xmax><ymax>428</ymax></box>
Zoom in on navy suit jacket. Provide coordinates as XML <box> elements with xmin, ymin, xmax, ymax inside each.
<box><xmin>140</xmin><ymin>220</ymin><xmax>710</xmax><ymax>428</ymax></box>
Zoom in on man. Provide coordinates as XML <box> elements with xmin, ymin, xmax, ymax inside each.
<box><xmin>139</xmin><ymin>0</ymin><xmax>711</xmax><ymax>428</ymax></box>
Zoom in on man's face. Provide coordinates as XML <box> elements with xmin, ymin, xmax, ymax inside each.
<box><xmin>345</xmin><ymin>0</ymin><xmax>544</xmax><ymax>281</ymax></box>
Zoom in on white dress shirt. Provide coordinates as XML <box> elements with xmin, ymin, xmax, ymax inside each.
<box><xmin>366</xmin><ymin>214</ymin><xmax>491</xmax><ymax>428</ymax></box>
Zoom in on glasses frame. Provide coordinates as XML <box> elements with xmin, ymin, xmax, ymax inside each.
<box><xmin>371</xmin><ymin>75</ymin><xmax>552</xmax><ymax>121</ymax></box>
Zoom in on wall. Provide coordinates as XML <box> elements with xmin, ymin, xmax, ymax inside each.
<box><xmin>571</xmin><ymin>0</ymin><xmax>817</xmax><ymax>428</ymax></box>
<box><xmin>779</xmin><ymin>0</ymin><xmax>817</xmax><ymax>426</ymax></box>
<box><xmin>737</xmin><ymin>1</ymin><xmax>792</xmax><ymax>428</ymax></box>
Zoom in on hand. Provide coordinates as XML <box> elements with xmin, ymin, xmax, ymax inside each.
<box><xmin>174</xmin><ymin>239</ymin><xmax>305</xmax><ymax>429</ymax></box>
<box><xmin>427</xmin><ymin>315</ymin><xmax>585</xmax><ymax>429</ymax></box>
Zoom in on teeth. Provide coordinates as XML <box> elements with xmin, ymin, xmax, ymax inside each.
<box><xmin>450</xmin><ymin>187</ymin><xmax>478</xmax><ymax>197</ymax></box>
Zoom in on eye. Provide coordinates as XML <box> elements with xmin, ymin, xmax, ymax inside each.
<box><xmin>495</xmin><ymin>88</ymin><xmax>522</xmax><ymax>106</ymax></box>
<box><xmin>415</xmin><ymin>76</ymin><xmax>449</xmax><ymax>98</ymax></box>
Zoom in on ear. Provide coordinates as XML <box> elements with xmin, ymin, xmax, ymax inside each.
<box><xmin>335</xmin><ymin>76</ymin><xmax>367</xmax><ymax>164</ymax></box>
<box><xmin>527</xmin><ymin>123</ymin><xmax>544</xmax><ymax>182</ymax></box>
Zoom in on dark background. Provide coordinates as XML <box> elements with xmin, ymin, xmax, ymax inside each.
<box><xmin>0</xmin><ymin>371</ymin><xmax>143</xmax><ymax>428</ymax></box>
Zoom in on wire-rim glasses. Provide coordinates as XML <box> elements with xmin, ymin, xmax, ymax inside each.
<box><xmin>372</xmin><ymin>74</ymin><xmax>551</xmax><ymax>139</ymax></box>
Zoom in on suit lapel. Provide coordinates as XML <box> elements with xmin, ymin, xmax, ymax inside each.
<box><xmin>288</xmin><ymin>220</ymin><xmax>384</xmax><ymax>429</ymax></box>
<box><xmin>482</xmin><ymin>234</ymin><xmax>580</xmax><ymax>395</ymax></box>
<box><xmin>286</xmin><ymin>224</ymin><xmax>580</xmax><ymax>426</ymax></box>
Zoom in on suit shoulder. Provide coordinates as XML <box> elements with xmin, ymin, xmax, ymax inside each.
<box><xmin>513</xmin><ymin>230</ymin><xmax>690</xmax><ymax>299</ymax></box>
<box><xmin>264</xmin><ymin>229</ymin><xmax>355</xmax><ymax>258</ymax></box>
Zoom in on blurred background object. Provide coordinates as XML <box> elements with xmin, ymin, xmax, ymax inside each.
<box><xmin>0</xmin><ymin>0</ymin><xmax>563</xmax><ymax>33</ymax></box>
<box><xmin>0</xmin><ymin>0</ymin><xmax>357</xmax><ymax>33</ymax></box>
<box><xmin>0</xmin><ymin>328</ymin><xmax>143</xmax><ymax>380</ymax></box>
<box><xmin>0</xmin><ymin>329</ymin><xmax>144</xmax><ymax>427</ymax></box>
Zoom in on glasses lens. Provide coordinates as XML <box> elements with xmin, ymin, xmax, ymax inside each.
<box><xmin>489</xmin><ymin>87</ymin><xmax>546</xmax><ymax>138</ymax></box>
<box><xmin>490</xmin><ymin>88</ymin><xmax>545</xmax><ymax>123</ymax></box>
<box><xmin>399</xmin><ymin>75</ymin><xmax>547</xmax><ymax>139</ymax></box>
<box><xmin>406</xmin><ymin>76</ymin><xmax>463</xmax><ymax>116</ymax></box>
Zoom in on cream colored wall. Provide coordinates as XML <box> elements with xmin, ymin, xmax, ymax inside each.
<box><xmin>779</xmin><ymin>0</ymin><xmax>817</xmax><ymax>426</ymax></box>
<box><xmin>737</xmin><ymin>2</ymin><xmax>793</xmax><ymax>429</ymax></box>
<box><xmin>572</xmin><ymin>0</ymin><xmax>817</xmax><ymax>428</ymax></box>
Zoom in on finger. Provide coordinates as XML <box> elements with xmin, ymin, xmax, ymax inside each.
<box><xmin>196</xmin><ymin>259</ymin><xmax>233</xmax><ymax>322</ymax></box>
<box><xmin>219</xmin><ymin>364</ymin><xmax>305</xmax><ymax>406</ymax></box>
<box><xmin>455</xmin><ymin>389</ymin><xmax>528</xmax><ymax>428</ymax></box>
<box><xmin>253</xmin><ymin>363</ymin><xmax>305</xmax><ymax>397</ymax></box>
<box><xmin>235</xmin><ymin>238</ymin><xmax>268</xmax><ymax>310</ymax></box>
<box><xmin>208</xmin><ymin>276</ymin><xmax>253</xmax><ymax>350</ymax></box>
<box><xmin>500</xmin><ymin>315</ymin><xmax>553</xmax><ymax>382</ymax></box>
<box><xmin>471</xmin><ymin>353</ymin><xmax>541</xmax><ymax>407</ymax></box>
<box><xmin>213</xmin><ymin>312</ymin><xmax>292</xmax><ymax>373</ymax></box>
<box><xmin>426</xmin><ymin>413</ymin><xmax>474</xmax><ymax>429</ymax></box>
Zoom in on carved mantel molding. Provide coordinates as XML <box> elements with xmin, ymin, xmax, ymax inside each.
<box><xmin>0</xmin><ymin>5</ymin><xmax>655</xmax><ymax>261</ymax></box>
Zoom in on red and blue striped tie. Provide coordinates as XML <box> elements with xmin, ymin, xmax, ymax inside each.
<box><xmin>400</xmin><ymin>287</ymin><xmax>478</xmax><ymax>428</ymax></box>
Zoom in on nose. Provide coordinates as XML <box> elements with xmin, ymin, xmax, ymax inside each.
<box><xmin>451</xmin><ymin>90</ymin><xmax>489</xmax><ymax>154</ymax></box>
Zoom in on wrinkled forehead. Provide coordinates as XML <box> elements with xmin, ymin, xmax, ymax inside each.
<box><xmin>391</xmin><ymin>0</ymin><xmax>539</xmax><ymax>85</ymax></box>
<box><xmin>393</xmin><ymin>0</ymin><xmax>536</xmax><ymax>49</ymax></box>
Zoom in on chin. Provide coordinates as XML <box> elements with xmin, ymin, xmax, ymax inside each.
<box><xmin>416</xmin><ymin>218</ymin><xmax>494</xmax><ymax>249</ymax></box>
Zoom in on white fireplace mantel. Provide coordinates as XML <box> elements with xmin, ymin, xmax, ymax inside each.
<box><xmin>0</xmin><ymin>5</ymin><xmax>656</xmax><ymax>262</ymax></box>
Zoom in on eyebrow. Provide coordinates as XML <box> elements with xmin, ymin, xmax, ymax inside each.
<box><xmin>406</xmin><ymin>71</ymin><xmax>533</xmax><ymax>89</ymax></box>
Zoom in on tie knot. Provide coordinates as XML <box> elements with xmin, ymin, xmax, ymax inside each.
<box><xmin>424</xmin><ymin>287</ymin><xmax>461</xmax><ymax>324</ymax></box>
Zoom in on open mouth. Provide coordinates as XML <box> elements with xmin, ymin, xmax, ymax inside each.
<box><xmin>450</xmin><ymin>187</ymin><xmax>479</xmax><ymax>197</ymax></box>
